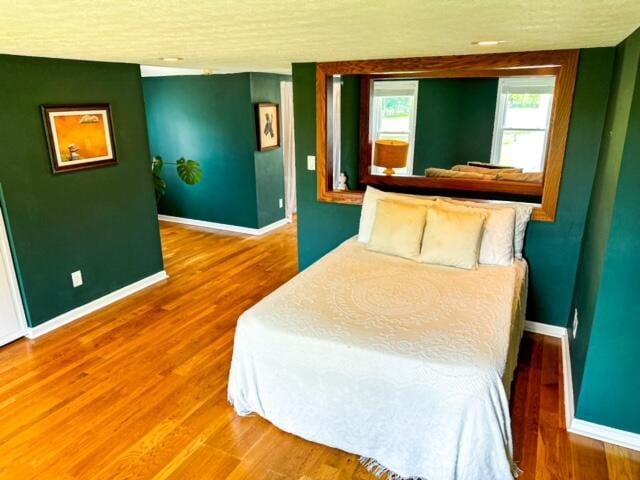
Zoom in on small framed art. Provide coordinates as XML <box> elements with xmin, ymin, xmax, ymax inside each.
<box><xmin>255</xmin><ymin>102</ymin><xmax>280</xmax><ymax>151</ymax></box>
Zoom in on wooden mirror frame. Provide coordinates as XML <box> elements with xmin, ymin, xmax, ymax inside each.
<box><xmin>316</xmin><ymin>50</ymin><xmax>579</xmax><ymax>221</ymax></box>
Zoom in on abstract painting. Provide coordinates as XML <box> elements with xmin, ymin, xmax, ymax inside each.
<box><xmin>255</xmin><ymin>103</ymin><xmax>280</xmax><ymax>151</ymax></box>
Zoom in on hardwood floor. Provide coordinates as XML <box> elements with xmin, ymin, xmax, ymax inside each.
<box><xmin>0</xmin><ymin>220</ymin><xmax>637</xmax><ymax>479</ymax></box>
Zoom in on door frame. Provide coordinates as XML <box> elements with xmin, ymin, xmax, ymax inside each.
<box><xmin>0</xmin><ymin>206</ymin><xmax>28</xmax><ymax>345</ymax></box>
<box><xmin>280</xmin><ymin>80</ymin><xmax>297</xmax><ymax>219</ymax></box>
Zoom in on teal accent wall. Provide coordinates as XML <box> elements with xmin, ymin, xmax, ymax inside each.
<box><xmin>571</xmin><ymin>28</ymin><xmax>640</xmax><ymax>434</ymax></box>
<box><xmin>293</xmin><ymin>48</ymin><xmax>615</xmax><ymax>327</ymax></box>
<box><xmin>413</xmin><ymin>78</ymin><xmax>498</xmax><ymax>173</ymax></box>
<box><xmin>144</xmin><ymin>73</ymin><xmax>287</xmax><ymax>229</ymax></box>
<box><xmin>143</xmin><ymin>74</ymin><xmax>260</xmax><ymax>227</ymax></box>
<box><xmin>0</xmin><ymin>54</ymin><xmax>164</xmax><ymax>327</ymax></box>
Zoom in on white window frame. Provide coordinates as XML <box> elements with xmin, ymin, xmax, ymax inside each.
<box><xmin>490</xmin><ymin>76</ymin><xmax>556</xmax><ymax>171</ymax></box>
<box><xmin>370</xmin><ymin>80</ymin><xmax>419</xmax><ymax>175</ymax></box>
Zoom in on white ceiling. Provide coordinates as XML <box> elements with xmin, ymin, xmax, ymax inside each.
<box><xmin>0</xmin><ymin>1</ymin><xmax>638</xmax><ymax>74</ymax></box>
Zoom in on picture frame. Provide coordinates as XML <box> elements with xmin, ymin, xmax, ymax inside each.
<box><xmin>41</xmin><ymin>104</ymin><xmax>118</xmax><ymax>174</ymax></box>
<box><xmin>255</xmin><ymin>102</ymin><xmax>280</xmax><ymax>151</ymax></box>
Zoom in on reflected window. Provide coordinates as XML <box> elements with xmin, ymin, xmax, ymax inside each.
<box><xmin>371</xmin><ymin>80</ymin><xmax>419</xmax><ymax>175</ymax></box>
<box><xmin>490</xmin><ymin>76</ymin><xmax>555</xmax><ymax>172</ymax></box>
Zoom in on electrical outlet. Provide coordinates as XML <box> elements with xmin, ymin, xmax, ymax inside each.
<box><xmin>71</xmin><ymin>270</ymin><xmax>83</xmax><ymax>288</ymax></box>
<box><xmin>278</xmin><ymin>198</ymin><xmax>284</xmax><ymax>209</ymax></box>
<box><xmin>307</xmin><ymin>155</ymin><xmax>316</xmax><ymax>171</ymax></box>
<box><xmin>572</xmin><ymin>308</ymin><xmax>579</xmax><ymax>338</ymax></box>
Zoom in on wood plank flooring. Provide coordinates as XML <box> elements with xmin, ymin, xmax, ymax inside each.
<box><xmin>0</xmin><ymin>220</ymin><xmax>637</xmax><ymax>479</ymax></box>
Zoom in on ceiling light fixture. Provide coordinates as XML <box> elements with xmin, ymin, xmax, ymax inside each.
<box><xmin>472</xmin><ymin>40</ymin><xmax>505</xmax><ymax>46</ymax></box>
<box><xmin>159</xmin><ymin>57</ymin><xmax>183</xmax><ymax>62</ymax></box>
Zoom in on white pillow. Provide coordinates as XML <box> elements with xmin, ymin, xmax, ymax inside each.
<box><xmin>419</xmin><ymin>207</ymin><xmax>487</xmax><ymax>270</ymax></box>
<box><xmin>435</xmin><ymin>199</ymin><xmax>516</xmax><ymax>266</ymax></box>
<box><xmin>358</xmin><ymin>186</ymin><xmax>438</xmax><ymax>243</ymax></box>
<box><xmin>367</xmin><ymin>199</ymin><xmax>428</xmax><ymax>259</ymax></box>
<box><xmin>439</xmin><ymin>198</ymin><xmax>533</xmax><ymax>260</ymax></box>
<box><xmin>511</xmin><ymin>203</ymin><xmax>534</xmax><ymax>259</ymax></box>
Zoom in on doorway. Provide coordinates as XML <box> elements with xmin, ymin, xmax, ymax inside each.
<box><xmin>0</xmin><ymin>208</ymin><xmax>27</xmax><ymax>346</ymax></box>
<box><xmin>280</xmin><ymin>80</ymin><xmax>297</xmax><ymax>220</ymax></box>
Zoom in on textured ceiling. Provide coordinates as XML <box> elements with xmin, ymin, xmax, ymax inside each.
<box><xmin>0</xmin><ymin>1</ymin><xmax>638</xmax><ymax>73</ymax></box>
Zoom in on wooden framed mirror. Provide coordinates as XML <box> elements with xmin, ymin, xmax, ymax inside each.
<box><xmin>316</xmin><ymin>50</ymin><xmax>579</xmax><ymax>221</ymax></box>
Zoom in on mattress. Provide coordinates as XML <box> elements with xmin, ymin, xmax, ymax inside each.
<box><xmin>228</xmin><ymin>238</ymin><xmax>528</xmax><ymax>480</ymax></box>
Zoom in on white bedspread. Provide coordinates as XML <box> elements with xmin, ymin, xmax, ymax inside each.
<box><xmin>228</xmin><ymin>238</ymin><xmax>527</xmax><ymax>480</ymax></box>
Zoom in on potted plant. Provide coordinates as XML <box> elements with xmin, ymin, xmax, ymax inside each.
<box><xmin>152</xmin><ymin>156</ymin><xmax>203</xmax><ymax>203</ymax></box>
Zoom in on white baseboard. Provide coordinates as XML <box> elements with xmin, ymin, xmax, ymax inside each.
<box><xmin>25</xmin><ymin>270</ymin><xmax>168</xmax><ymax>339</ymax></box>
<box><xmin>158</xmin><ymin>215</ymin><xmax>290</xmax><ymax>236</ymax></box>
<box><xmin>569</xmin><ymin>419</ymin><xmax>640</xmax><ymax>451</ymax></box>
<box><xmin>560</xmin><ymin>330</ymin><xmax>575</xmax><ymax>427</ymax></box>
<box><xmin>524</xmin><ymin>320</ymin><xmax>567</xmax><ymax>338</ymax></box>
<box><xmin>525</xmin><ymin>320</ymin><xmax>639</xmax><ymax>451</ymax></box>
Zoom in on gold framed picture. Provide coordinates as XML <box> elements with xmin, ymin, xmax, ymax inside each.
<box><xmin>41</xmin><ymin>104</ymin><xmax>117</xmax><ymax>174</ymax></box>
<box><xmin>255</xmin><ymin>102</ymin><xmax>280</xmax><ymax>151</ymax></box>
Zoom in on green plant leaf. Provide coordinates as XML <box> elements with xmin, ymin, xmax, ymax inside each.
<box><xmin>153</xmin><ymin>174</ymin><xmax>167</xmax><ymax>203</ymax></box>
<box><xmin>152</xmin><ymin>155</ymin><xmax>164</xmax><ymax>176</ymax></box>
<box><xmin>176</xmin><ymin>157</ymin><xmax>203</xmax><ymax>185</ymax></box>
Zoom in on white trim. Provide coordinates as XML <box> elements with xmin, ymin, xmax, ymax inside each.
<box><xmin>25</xmin><ymin>270</ymin><xmax>168</xmax><ymax>339</ymax></box>
<box><xmin>523</xmin><ymin>320</ymin><xmax>567</xmax><ymax>338</ymax></box>
<box><xmin>569</xmin><ymin>419</ymin><xmax>640</xmax><ymax>452</ymax></box>
<box><xmin>525</xmin><ymin>320</ymin><xmax>640</xmax><ymax>451</ymax></box>
<box><xmin>0</xmin><ymin>208</ymin><xmax>28</xmax><ymax>344</ymax></box>
<box><xmin>158</xmin><ymin>215</ymin><xmax>290</xmax><ymax>236</ymax></box>
<box><xmin>140</xmin><ymin>65</ymin><xmax>211</xmax><ymax>77</ymax></box>
<box><xmin>560</xmin><ymin>330</ymin><xmax>575</xmax><ymax>427</ymax></box>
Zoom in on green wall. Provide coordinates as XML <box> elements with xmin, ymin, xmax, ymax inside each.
<box><xmin>293</xmin><ymin>48</ymin><xmax>615</xmax><ymax>327</ymax></box>
<box><xmin>339</xmin><ymin>76</ymin><xmax>361</xmax><ymax>189</ymax></box>
<box><xmin>0</xmin><ymin>54</ymin><xmax>164</xmax><ymax>327</ymax></box>
<box><xmin>413</xmin><ymin>78</ymin><xmax>498</xmax><ymax>173</ymax></box>
<box><xmin>571</xmin><ymin>28</ymin><xmax>640</xmax><ymax>434</ymax></box>
<box><xmin>523</xmin><ymin>49</ymin><xmax>614</xmax><ymax>327</ymax></box>
<box><xmin>250</xmin><ymin>73</ymin><xmax>288</xmax><ymax>228</ymax></box>
<box><xmin>293</xmin><ymin>65</ymin><xmax>362</xmax><ymax>269</ymax></box>
<box><xmin>571</xmin><ymin>31</ymin><xmax>639</xmax><ymax>401</ymax></box>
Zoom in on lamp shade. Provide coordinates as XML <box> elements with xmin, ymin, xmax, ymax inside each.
<box><xmin>374</xmin><ymin>140</ymin><xmax>409</xmax><ymax>175</ymax></box>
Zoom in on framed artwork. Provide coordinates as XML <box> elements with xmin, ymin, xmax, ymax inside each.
<box><xmin>41</xmin><ymin>104</ymin><xmax>117</xmax><ymax>173</ymax></box>
<box><xmin>255</xmin><ymin>102</ymin><xmax>280</xmax><ymax>151</ymax></box>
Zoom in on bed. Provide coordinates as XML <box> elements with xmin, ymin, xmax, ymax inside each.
<box><xmin>228</xmin><ymin>236</ymin><xmax>528</xmax><ymax>480</ymax></box>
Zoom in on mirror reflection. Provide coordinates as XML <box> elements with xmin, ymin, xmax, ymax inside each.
<box><xmin>331</xmin><ymin>74</ymin><xmax>556</xmax><ymax>189</ymax></box>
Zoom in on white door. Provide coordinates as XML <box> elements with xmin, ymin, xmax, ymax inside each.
<box><xmin>0</xmin><ymin>209</ymin><xmax>27</xmax><ymax>346</ymax></box>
